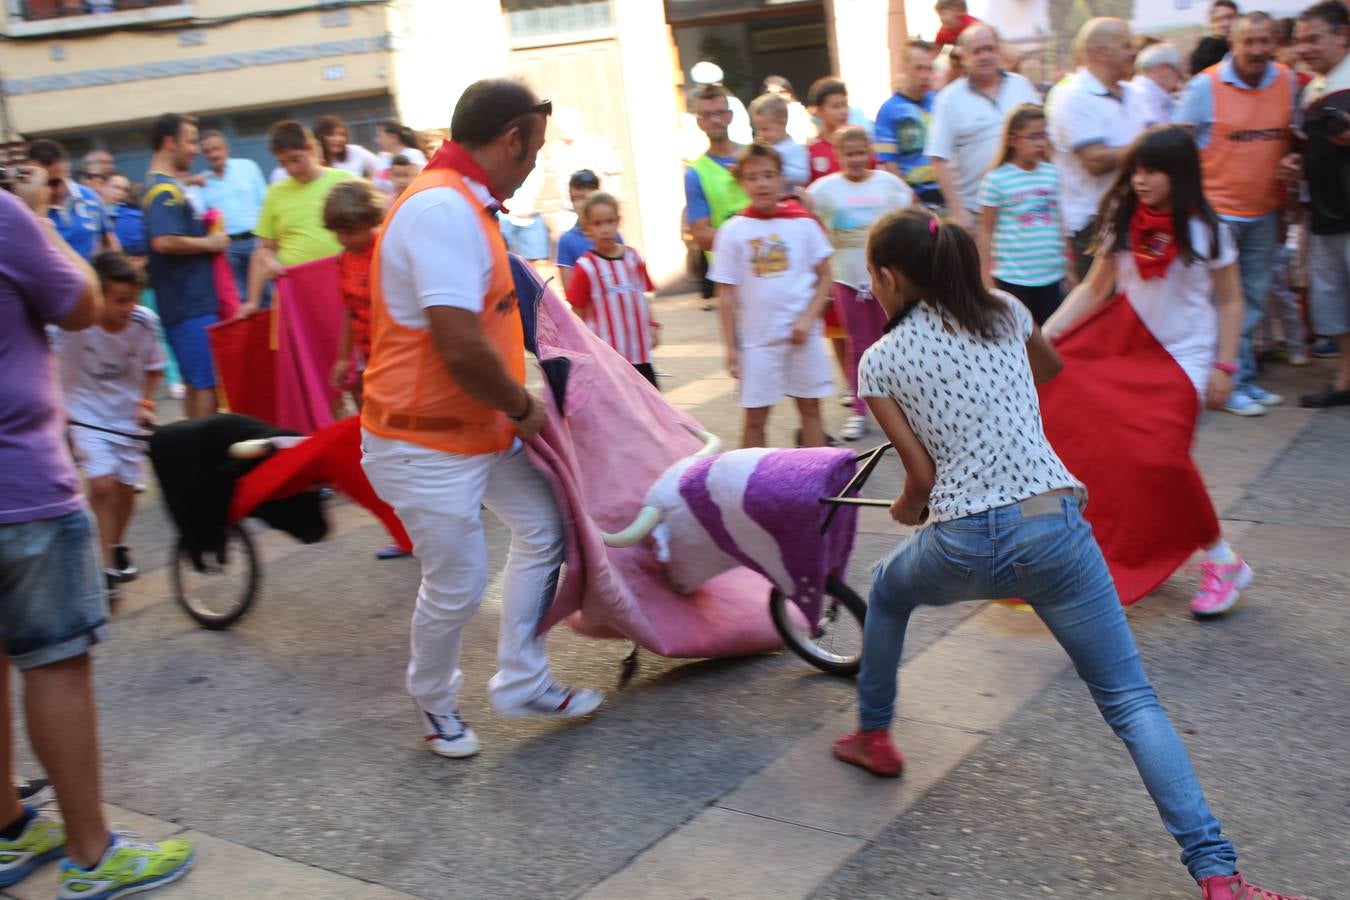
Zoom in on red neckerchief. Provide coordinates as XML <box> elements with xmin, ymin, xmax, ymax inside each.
<box><xmin>737</xmin><ymin>201</ymin><xmax>816</xmax><ymax>220</ymax></box>
<box><xmin>1129</xmin><ymin>202</ymin><xmax>1179</xmax><ymax>280</ymax></box>
<box><xmin>424</xmin><ymin>140</ymin><xmax>508</xmax><ymax>209</ymax></box>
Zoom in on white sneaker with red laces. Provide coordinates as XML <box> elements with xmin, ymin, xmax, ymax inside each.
<box><xmin>498</xmin><ymin>684</ymin><xmax>603</xmax><ymax>719</ymax></box>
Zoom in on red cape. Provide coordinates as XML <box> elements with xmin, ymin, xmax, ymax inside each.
<box><xmin>1037</xmin><ymin>296</ymin><xmax>1220</xmax><ymax>605</ymax></box>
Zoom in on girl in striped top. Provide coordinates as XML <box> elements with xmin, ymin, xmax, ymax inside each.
<box><xmin>564</xmin><ymin>192</ymin><xmax>660</xmax><ymax>387</ymax></box>
<box><xmin>976</xmin><ymin>104</ymin><xmax>1070</xmax><ymax>324</ymax></box>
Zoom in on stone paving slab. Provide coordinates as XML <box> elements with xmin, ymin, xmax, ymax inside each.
<box><xmin>1225</xmin><ymin>408</ymin><xmax>1350</xmax><ymax>528</ymax></box>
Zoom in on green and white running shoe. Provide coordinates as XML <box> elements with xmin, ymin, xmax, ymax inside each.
<box><xmin>0</xmin><ymin>807</ymin><xmax>66</xmax><ymax>888</ymax></box>
<box><xmin>58</xmin><ymin>831</ymin><xmax>195</xmax><ymax>898</ymax></box>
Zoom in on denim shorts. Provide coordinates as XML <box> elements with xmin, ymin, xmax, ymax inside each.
<box><xmin>164</xmin><ymin>313</ymin><xmax>219</xmax><ymax>390</ymax></box>
<box><xmin>0</xmin><ymin>509</ymin><xmax>108</xmax><ymax>670</ymax></box>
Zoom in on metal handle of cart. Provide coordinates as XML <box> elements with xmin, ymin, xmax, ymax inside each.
<box><xmin>817</xmin><ymin>442</ymin><xmax>929</xmax><ymax>531</ymax></box>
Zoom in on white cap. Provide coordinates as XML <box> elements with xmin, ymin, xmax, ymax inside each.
<box><xmin>1136</xmin><ymin>42</ymin><xmax>1182</xmax><ymax>74</ymax></box>
<box><xmin>690</xmin><ymin>61</ymin><xmax>724</xmax><ymax>85</ymax></box>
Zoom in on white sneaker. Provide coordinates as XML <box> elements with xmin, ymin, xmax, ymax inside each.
<box><xmin>839</xmin><ymin>392</ymin><xmax>855</xmax><ymax>408</ymax></box>
<box><xmin>1245</xmin><ymin>386</ymin><xmax>1284</xmax><ymax>407</ymax></box>
<box><xmin>1223</xmin><ymin>393</ymin><xmax>1266</xmax><ymax>417</ymax></box>
<box><xmin>498</xmin><ymin>684</ymin><xmax>603</xmax><ymax>719</ymax></box>
<box><xmin>841</xmin><ymin>415</ymin><xmax>867</xmax><ymax>442</ymax></box>
<box><xmin>1288</xmin><ymin>347</ymin><xmax>1311</xmax><ymax>366</ymax></box>
<box><xmin>420</xmin><ymin>708</ymin><xmax>480</xmax><ymax>758</ymax></box>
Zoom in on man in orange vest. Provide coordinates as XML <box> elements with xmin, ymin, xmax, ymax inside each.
<box><xmin>1176</xmin><ymin>12</ymin><xmax>1297</xmax><ymax>417</ymax></box>
<box><xmin>360</xmin><ymin>79</ymin><xmax>603</xmax><ymax>760</ymax></box>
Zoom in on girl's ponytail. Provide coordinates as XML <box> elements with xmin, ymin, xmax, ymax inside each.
<box><xmin>867</xmin><ymin>210</ymin><xmax>1012</xmax><ymax>340</ymax></box>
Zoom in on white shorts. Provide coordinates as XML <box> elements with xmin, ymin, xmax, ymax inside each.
<box><xmin>739</xmin><ymin>338</ymin><xmax>836</xmax><ymax>409</ymax></box>
<box><xmin>70</xmin><ymin>428</ymin><xmax>143</xmax><ymax>486</ymax></box>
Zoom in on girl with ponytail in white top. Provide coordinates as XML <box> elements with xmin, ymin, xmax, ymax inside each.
<box><xmin>833</xmin><ymin>207</ymin><xmax>1300</xmax><ymax>900</ymax></box>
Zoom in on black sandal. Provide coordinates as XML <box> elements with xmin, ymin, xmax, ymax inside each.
<box><xmin>1299</xmin><ymin>383</ymin><xmax>1350</xmax><ymax>408</ymax></box>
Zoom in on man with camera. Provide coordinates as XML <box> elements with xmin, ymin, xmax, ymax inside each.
<box><xmin>27</xmin><ymin>139</ymin><xmax>119</xmax><ymax>263</ymax></box>
<box><xmin>0</xmin><ymin>165</ymin><xmax>197</xmax><ymax>895</ymax></box>
<box><xmin>1288</xmin><ymin>1</ymin><xmax>1350</xmax><ymax>407</ymax></box>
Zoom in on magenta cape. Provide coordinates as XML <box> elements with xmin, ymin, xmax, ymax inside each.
<box><xmin>207</xmin><ymin>255</ymin><xmax>343</xmax><ymax>434</ymax></box>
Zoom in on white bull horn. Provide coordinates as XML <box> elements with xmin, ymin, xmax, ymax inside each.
<box><xmin>228</xmin><ymin>435</ymin><xmax>309</xmax><ymax>459</ymax></box>
<box><xmin>682</xmin><ymin>424</ymin><xmax>722</xmax><ymax>459</ymax></box>
<box><xmin>228</xmin><ymin>438</ymin><xmax>274</xmax><ymax>459</ymax></box>
<box><xmin>600</xmin><ymin>506</ymin><xmax>663</xmax><ymax>548</ymax></box>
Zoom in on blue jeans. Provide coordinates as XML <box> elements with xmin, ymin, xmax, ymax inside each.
<box><xmin>1222</xmin><ymin>213</ymin><xmax>1278</xmax><ymax>396</ymax></box>
<box><xmin>857</xmin><ymin>495</ymin><xmax>1238</xmax><ymax>880</ymax></box>
<box><xmin>227</xmin><ymin>235</ymin><xmax>271</xmax><ymax>309</ymax></box>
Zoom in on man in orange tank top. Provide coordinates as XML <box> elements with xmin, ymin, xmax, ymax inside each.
<box><xmin>1176</xmin><ymin>12</ymin><xmax>1297</xmax><ymax>417</ymax></box>
<box><xmin>360</xmin><ymin>80</ymin><xmax>603</xmax><ymax>760</ymax></box>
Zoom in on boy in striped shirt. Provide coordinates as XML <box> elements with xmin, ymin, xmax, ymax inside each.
<box><xmin>564</xmin><ymin>192</ymin><xmax>661</xmax><ymax>387</ymax></box>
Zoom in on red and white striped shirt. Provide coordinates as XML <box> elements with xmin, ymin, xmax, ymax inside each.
<box><xmin>565</xmin><ymin>247</ymin><xmax>657</xmax><ymax>364</ymax></box>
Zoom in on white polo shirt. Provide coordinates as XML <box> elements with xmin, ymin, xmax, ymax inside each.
<box><xmin>924</xmin><ymin>71</ymin><xmax>1040</xmax><ymax>214</ymax></box>
<box><xmin>1049</xmin><ymin>68</ymin><xmax>1157</xmax><ymax>234</ymax></box>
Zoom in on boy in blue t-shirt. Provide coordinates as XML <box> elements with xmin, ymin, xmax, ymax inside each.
<box><xmin>874</xmin><ymin>40</ymin><xmax>943</xmax><ymax>209</ymax></box>
<box><xmin>556</xmin><ymin>169</ymin><xmax>623</xmax><ymax>282</ymax></box>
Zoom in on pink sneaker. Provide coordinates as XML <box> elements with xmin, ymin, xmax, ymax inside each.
<box><xmin>1198</xmin><ymin>872</ymin><xmax>1306</xmax><ymax>899</ymax></box>
<box><xmin>1190</xmin><ymin>556</ymin><xmax>1253</xmax><ymax>618</ymax></box>
<box><xmin>832</xmin><ymin>730</ymin><xmax>905</xmax><ymax>777</ymax></box>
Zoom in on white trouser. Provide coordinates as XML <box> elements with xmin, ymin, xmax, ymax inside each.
<box><xmin>360</xmin><ymin>430</ymin><xmax>564</xmax><ymax>715</ymax></box>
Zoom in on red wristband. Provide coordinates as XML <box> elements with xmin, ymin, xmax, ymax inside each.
<box><xmin>1212</xmin><ymin>361</ymin><xmax>1237</xmax><ymax>375</ymax></box>
<box><xmin>137</xmin><ymin>398</ymin><xmax>157</xmax><ymax>409</ymax></box>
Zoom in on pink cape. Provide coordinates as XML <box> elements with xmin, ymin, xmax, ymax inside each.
<box><xmin>521</xmin><ymin>274</ymin><xmax>784</xmax><ymax>658</ymax></box>
<box><xmin>274</xmin><ymin>256</ymin><xmax>344</xmax><ymax>434</ymax></box>
<box><xmin>206</xmin><ymin>256</ymin><xmax>344</xmax><ymax>435</ymax></box>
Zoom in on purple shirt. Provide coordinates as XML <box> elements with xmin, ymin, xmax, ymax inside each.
<box><xmin>0</xmin><ymin>190</ymin><xmax>86</xmax><ymax>524</ymax></box>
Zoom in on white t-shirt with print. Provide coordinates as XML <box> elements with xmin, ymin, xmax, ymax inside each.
<box><xmin>858</xmin><ymin>292</ymin><xmax>1080</xmax><ymax>523</ymax></box>
<box><xmin>708</xmin><ymin>215</ymin><xmax>834</xmax><ymax>348</ymax></box>
<box><xmin>807</xmin><ymin>170</ymin><xmax>913</xmax><ymax>289</ymax></box>
<box><xmin>1115</xmin><ymin>217</ymin><xmax>1238</xmax><ymax>396</ymax></box>
<box><xmin>60</xmin><ymin>306</ymin><xmax>167</xmax><ymax>439</ymax></box>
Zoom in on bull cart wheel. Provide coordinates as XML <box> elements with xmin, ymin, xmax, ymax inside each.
<box><xmin>769</xmin><ymin>575</ymin><xmax>866</xmax><ymax>677</ymax></box>
<box><xmin>170</xmin><ymin>524</ymin><xmax>260</xmax><ymax>630</ymax></box>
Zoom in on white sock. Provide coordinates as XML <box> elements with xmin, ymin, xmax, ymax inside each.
<box><xmin>1205</xmin><ymin>540</ymin><xmax>1236</xmax><ymax>564</ymax></box>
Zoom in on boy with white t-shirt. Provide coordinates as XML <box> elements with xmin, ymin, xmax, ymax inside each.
<box><xmin>711</xmin><ymin>143</ymin><xmax>835</xmax><ymax>448</ymax></box>
<box><xmin>60</xmin><ymin>252</ymin><xmax>166</xmax><ymax>591</ymax></box>
<box><xmin>807</xmin><ymin>125</ymin><xmax>913</xmax><ymax>441</ymax></box>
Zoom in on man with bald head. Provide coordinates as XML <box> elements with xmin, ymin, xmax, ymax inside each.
<box><xmin>925</xmin><ymin>24</ymin><xmax>1039</xmax><ymax>228</ymax></box>
<box><xmin>1175</xmin><ymin>12</ymin><xmax>1296</xmax><ymax>414</ymax></box>
<box><xmin>1049</xmin><ymin>17</ymin><xmax>1157</xmax><ymax>281</ymax></box>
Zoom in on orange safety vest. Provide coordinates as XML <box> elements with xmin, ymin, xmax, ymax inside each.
<box><xmin>360</xmin><ymin>168</ymin><xmax>523</xmax><ymax>455</ymax></box>
<box><xmin>1200</xmin><ymin>64</ymin><xmax>1292</xmax><ymax>218</ymax></box>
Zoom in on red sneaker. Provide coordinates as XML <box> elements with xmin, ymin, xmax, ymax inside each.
<box><xmin>832</xmin><ymin>729</ymin><xmax>904</xmax><ymax>777</ymax></box>
<box><xmin>1198</xmin><ymin>873</ymin><xmax>1306</xmax><ymax>899</ymax></box>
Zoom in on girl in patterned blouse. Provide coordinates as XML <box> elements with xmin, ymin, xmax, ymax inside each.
<box><xmin>832</xmin><ymin>207</ymin><xmax>1299</xmax><ymax>900</ymax></box>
